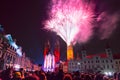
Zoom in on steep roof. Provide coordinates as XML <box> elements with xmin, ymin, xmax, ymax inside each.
<box><xmin>113</xmin><ymin>53</ymin><xmax>120</xmax><ymax>59</ymax></box>
<box><xmin>86</xmin><ymin>53</ymin><xmax>108</xmax><ymax>59</ymax></box>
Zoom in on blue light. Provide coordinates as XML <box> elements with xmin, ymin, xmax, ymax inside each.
<box><xmin>5</xmin><ymin>34</ymin><xmax>22</xmax><ymax>56</ymax></box>
<box><xmin>5</xmin><ymin>34</ymin><xmax>14</xmax><ymax>43</ymax></box>
<box><xmin>16</xmin><ymin>47</ymin><xmax>22</xmax><ymax>56</ymax></box>
<box><xmin>11</xmin><ymin>42</ymin><xmax>18</xmax><ymax>49</ymax></box>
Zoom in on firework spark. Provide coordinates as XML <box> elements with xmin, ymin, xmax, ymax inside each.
<box><xmin>44</xmin><ymin>0</ymin><xmax>94</xmax><ymax>46</ymax></box>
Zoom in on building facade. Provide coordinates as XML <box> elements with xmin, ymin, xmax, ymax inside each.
<box><xmin>68</xmin><ymin>46</ymin><xmax>120</xmax><ymax>75</ymax></box>
<box><xmin>0</xmin><ymin>33</ymin><xmax>33</xmax><ymax>70</ymax></box>
<box><xmin>0</xmin><ymin>35</ymin><xmax>17</xmax><ymax>70</ymax></box>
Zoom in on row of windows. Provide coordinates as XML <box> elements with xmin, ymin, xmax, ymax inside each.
<box><xmin>116</xmin><ymin>61</ymin><xmax>120</xmax><ymax>64</ymax></box>
<box><xmin>69</xmin><ymin>65</ymin><xmax>114</xmax><ymax>69</ymax></box>
<box><xmin>83</xmin><ymin>60</ymin><xmax>113</xmax><ymax>64</ymax></box>
<box><xmin>69</xmin><ymin>59</ymin><xmax>115</xmax><ymax>65</ymax></box>
<box><xmin>0</xmin><ymin>40</ymin><xmax>16</xmax><ymax>51</ymax></box>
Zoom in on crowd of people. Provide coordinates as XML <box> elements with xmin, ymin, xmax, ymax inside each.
<box><xmin>0</xmin><ymin>67</ymin><xmax>120</xmax><ymax>80</ymax></box>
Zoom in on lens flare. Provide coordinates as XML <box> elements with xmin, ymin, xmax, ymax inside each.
<box><xmin>44</xmin><ymin>0</ymin><xmax>94</xmax><ymax>46</ymax></box>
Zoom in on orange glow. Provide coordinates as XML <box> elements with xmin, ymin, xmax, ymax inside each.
<box><xmin>67</xmin><ymin>45</ymin><xmax>74</xmax><ymax>61</ymax></box>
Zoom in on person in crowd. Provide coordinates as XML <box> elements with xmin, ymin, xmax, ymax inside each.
<box><xmin>11</xmin><ymin>71</ymin><xmax>22</xmax><ymax>80</ymax></box>
<box><xmin>19</xmin><ymin>68</ymin><xmax>25</xmax><ymax>79</ymax></box>
<box><xmin>37</xmin><ymin>70</ymin><xmax>47</xmax><ymax>80</ymax></box>
<box><xmin>0</xmin><ymin>67</ymin><xmax>14</xmax><ymax>80</ymax></box>
<box><xmin>56</xmin><ymin>69</ymin><xmax>64</xmax><ymax>80</ymax></box>
<box><xmin>24</xmin><ymin>71</ymin><xmax>40</xmax><ymax>80</ymax></box>
<box><xmin>63</xmin><ymin>73</ymin><xmax>72</xmax><ymax>80</ymax></box>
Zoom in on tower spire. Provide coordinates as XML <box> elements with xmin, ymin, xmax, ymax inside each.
<box><xmin>54</xmin><ymin>39</ymin><xmax>60</xmax><ymax>63</ymax></box>
<box><xmin>44</xmin><ymin>40</ymin><xmax>50</xmax><ymax>58</ymax></box>
<box><xmin>81</xmin><ymin>45</ymin><xmax>87</xmax><ymax>60</ymax></box>
<box><xmin>105</xmin><ymin>42</ymin><xmax>113</xmax><ymax>59</ymax></box>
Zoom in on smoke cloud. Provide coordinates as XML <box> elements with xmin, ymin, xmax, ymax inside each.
<box><xmin>96</xmin><ymin>12</ymin><xmax>120</xmax><ymax>40</ymax></box>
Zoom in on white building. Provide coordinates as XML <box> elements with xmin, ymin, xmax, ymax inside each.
<box><xmin>68</xmin><ymin>46</ymin><xmax>120</xmax><ymax>75</ymax></box>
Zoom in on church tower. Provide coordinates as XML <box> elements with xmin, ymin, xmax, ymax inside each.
<box><xmin>67</xmin><ymin>44</ymin><xmax>74</xmax><ymax>61</ymax></box>
<box><xmin>76</xmin><ymin>53</ymin><xmax>80</xmax><ymax>60</ymax></box>
<box><xmin>54</xmin><ymin>40</ymin><xmax>60</xmax><ymax>63</ymax></box>
<box><xmin>44</xmin><ymin>40</ymin><xmax>50</xmax><ymax>58</ymax></box>
<box><xmin>105</xmin><ymin>42</ymin><xmax>113</xmax><ymax>59</ymax></box>
<box><xmin>81</xmin><ymin>46</ymin><xmax>87</xmax><ymax>60</ymax></box>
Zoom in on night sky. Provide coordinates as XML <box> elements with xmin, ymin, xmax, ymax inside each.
<box><xmin>0</xmin><ymin>0</ymin><xmax>120</xmax><ymax>64</ymax></box>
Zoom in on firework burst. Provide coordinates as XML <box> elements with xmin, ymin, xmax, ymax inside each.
<box><xmin>44</xmin><ymin>0</ymin><xmax>94</xmax><ymax>46</ymax></box>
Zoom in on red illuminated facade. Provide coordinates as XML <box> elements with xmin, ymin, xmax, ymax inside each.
<box><xmin>54</xmin><ymin>40</ymin><xmax>60</xmax><ymax>63</ymax></box>
<box><xmin>43</xmin><ymin>40</ymin><xmax>60</xmax><ymax>63</ymax></box>
<box><xmin>44</xmin><ymin>41</ymin><xmax>50</xmax><ymax>58</ymax></box>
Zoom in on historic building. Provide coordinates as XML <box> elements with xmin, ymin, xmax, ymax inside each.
<box><xmin>43</xmin><ymin>40</ymin><xmax>61</xmax><ymax>72</ymax></box>
<box><xmin>68</xmin><ymin>45</ymin><xmax>120</xmax><ymax>75</ymax></box>
<box><xmin>0</xmin><ymin>32</ymin><xmax>33</xmax><ymax>70</ymax></box>
<box><xmin>0</xmin><ymin>34</ymin><xmax>17</xmax><ymax>69</ymax></box>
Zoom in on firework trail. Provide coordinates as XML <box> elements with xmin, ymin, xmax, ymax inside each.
<box><xmin>44</xmin><ymin>0</ymin><xmax>94</xmax><ymax>46</ymax></box>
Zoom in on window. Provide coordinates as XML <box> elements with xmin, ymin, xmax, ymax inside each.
<box><xmin>116</xmin><ymin>61</ymin><xmax>118</xmax><ymax>64</ymax></box>
<box><xmin>98</xmin><ymin>60</ymin><xmax>100</xmax><ymax>63</ymax></box>
<box><xmin>88</xmin><ymin>61</ymin><xmax>90</xmax><ymax>63</ymax></box>
<box><xmin>103</xmin><ymin>65</ymin><xmax>105</xmax><ymax>68</ymax></box>
<box><xmin>75</xmin><ymin>63</ymin><xmax>77</xmax><ymax>65</ymax></box>
<box><xmin>89</xmin><ymin>65</ymin><xmax>90</xmax><ymax>68</ymax></box>
<box><xmin>112</xmin><ymin>65</ymin><xmax>114</xmax><ymax>68</ymax></box>
<box><xmin>69</xmin><ymin>63</ymin><xmax>71</xmax><ymax>65</ymax></box>
<box><xmin>91</xmin><ymin>61</ymin><xmax>93</xmax><ymax>63</ymax></box>
<box><xmin>72</xmin><ymin>63</ymin><xmax>73</xmax><ymax>65</ymax></box>
<box><xmin>85</xmin><ymin>65</ymin><xmax>86</xmax><ymax>69</ymax></box>
<box><xmin>102</xmin><ymin>60</ymin><xmax>104</xmax><ymax>63</ymax></box>
<box><xmin>111</xmin><ymin>60</ymin><xmax>113</xmax><ymax>63</ymax></box>
<box><xmin>106</xmin><ymin>60</ymin><xmax>108</xmax><ymax>63</ymax></box>
<box><xmin>96</xmin><ymin>57</ymin><xmax>98</xmax><ymax>59</ymax></box>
